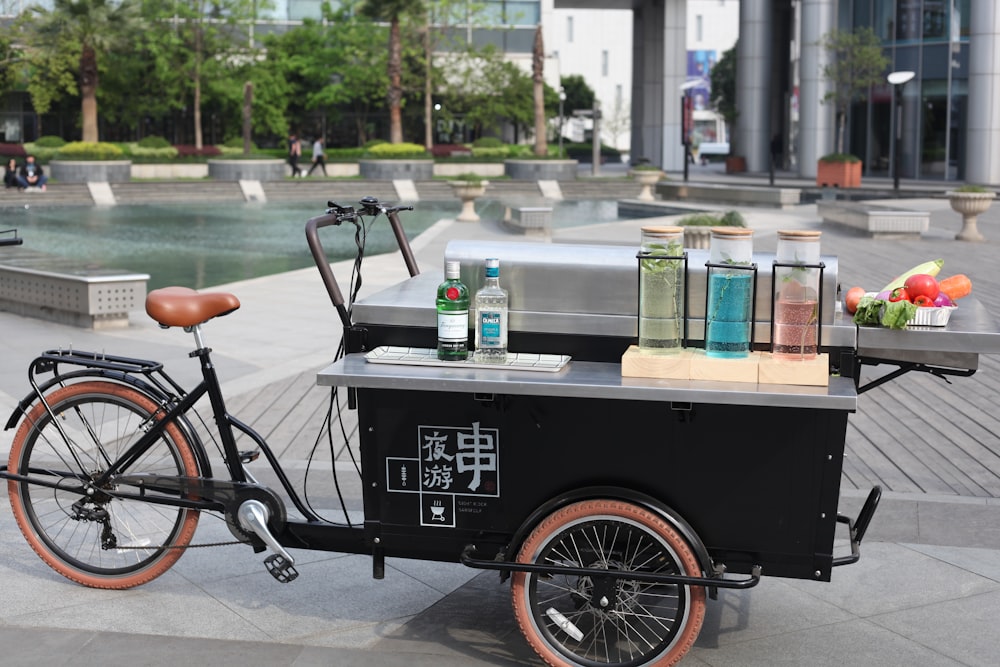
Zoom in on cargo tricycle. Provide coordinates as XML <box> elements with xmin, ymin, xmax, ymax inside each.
<box><xmin>4</xmin><ymin>198</ymin><xmax>999</xmax><ymax>666</ymax></box>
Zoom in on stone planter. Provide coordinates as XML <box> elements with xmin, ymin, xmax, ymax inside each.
<box><xmin>816</xmin><ymin>159</ymin><xmax>861</xmax><ymax>188</ymax></box>
<box><xmin>630</xmin><ymin>170</ymin><xmax>664</xmax><ymax>201</ymax></box>
<box><xmin>448</xmin><ymin>181</ymin><xmax>489</xmax><ymax>222</ymax></box>
<box><xmin>681</xmin><ymin>226</ymin><xmax>713</xmax><ymax>249</ymax></box>
<box><xmin>947</xmin><ymin>191</ymin><xmax>996</xmax><ymax>242</ymax></box>
<box><xmin>207</xmin><ymin>159</ymin><xmax>285</xmax><ymax>181</ymax></box>
<box><xmin>49</xmin><ymin>160</ymin><xmax>131</xmax><ymax>183</ymax></box>
<box><xmin>725</xmin><ymin>156</ymin><xmax>746</xmax><ymax>174</ymax></box>
<box><xmin>359</xmin><ymin>159</ymin><xmax>434</xmax><ymax>180</ymax></box>
<box><xmin>504</xmin><ymin>159</ymin><xmax>578</xmax><ymax>181</ymax></box>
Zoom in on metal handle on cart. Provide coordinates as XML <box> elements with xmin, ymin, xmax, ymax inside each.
<box><xmin>0</xmin><ymin>228</ymin><xmax>23</xmax><ymax>247</ymax></box>
<box><xmin>833</xmin><ymin>485</ymin><xmax>882</xmax><ymax>567</ymax></box>
<box><xmin>460</xmin><ymin>544</ymin><xmax>762</xmax><ymax>590</ymax></box>
<box><xmin>305</xmin><ymin>198</ymin><xmax>420</xmax><ymax>329</ymax></box>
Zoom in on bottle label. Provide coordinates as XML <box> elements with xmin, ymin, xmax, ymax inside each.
<box><xmin>479</xmin><ymin>311</ymin><xmax>503</xmax><ymax>346</ymax></box>
<box><xmin>438</xmin><ymin>311</ymin><xmax>468</xmax><ymax>341</ymax></box>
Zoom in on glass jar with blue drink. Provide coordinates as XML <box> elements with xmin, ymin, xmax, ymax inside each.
<box><xmin>705</xmin><ymin>227</ymin><xmax>754</xmax><ymax>358</ymax></box>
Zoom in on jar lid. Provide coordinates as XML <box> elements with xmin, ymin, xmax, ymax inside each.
<box><xmin>710</xmin><ymin>227</ymin><xmax>753</xmax><ymax>237</ymax></box>
<box><xmin>641</xmin><ymin>225</ymin><xmax>683</xmax><ymax>235</ymax></box>
<box><xmin>777</xmin><ymin>230</ymin><xmax>822</xmax><ymax>240</ymax></box>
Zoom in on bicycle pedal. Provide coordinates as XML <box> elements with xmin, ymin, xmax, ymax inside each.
<box><xmin>264</xmin><ymin>553</ymin><xmax>299</xmax><ymax>583</ymax></box>
<box><xmin>238</xmin><ymin>450</ymin><xmax>261</xmax><ymax>463</ymax></box>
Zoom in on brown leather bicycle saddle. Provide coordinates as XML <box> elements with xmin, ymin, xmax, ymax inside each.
<box><xmin>145</xmin><ymin>286</ymin><xmax>241</xmax><ymax>328</ymax></box>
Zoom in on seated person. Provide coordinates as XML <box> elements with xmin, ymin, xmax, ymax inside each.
<box><xmin>4</xmin><ymin>158</ymin><xmax>18</xmax><ymax>189</ymax></box>
<box><xmin>17</xmin><ymin>155</ymin><xmax>47</xmax><ymax>191</ymax></box>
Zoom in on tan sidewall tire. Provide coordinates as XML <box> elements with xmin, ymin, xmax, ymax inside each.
<box><xmin>511</xmin><ymin>499</ymin><xmax>706</xmax><ymax>667</ymax></box>
<box><xmin>7</xmin><ymin>381</ymin><xmax>201</xmax><ymax>589</ymax></box>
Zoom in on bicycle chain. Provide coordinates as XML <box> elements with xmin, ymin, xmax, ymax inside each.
<box><xmin>113</xmin><ymin>538</ymin><xmax>251</xmax><ymax>550</ymax></box>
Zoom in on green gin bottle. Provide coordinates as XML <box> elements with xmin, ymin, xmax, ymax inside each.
<box><xmin>437</xmin><ymin>260</ymin><xmax>469</xmax><ymax>360</ymax></box>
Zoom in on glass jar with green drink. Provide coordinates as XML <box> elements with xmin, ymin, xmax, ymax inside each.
<box><xmin>638</xmin><ymin>226</ymin><xmax>685</xmax><ymax>352</ymax></box>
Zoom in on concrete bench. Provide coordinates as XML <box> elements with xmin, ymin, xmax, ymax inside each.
<box><xmin>817</xmin><ymin>200</ymin><xmax>929</xmax><ymax>239</ymax></box>
<box><xmin>658</xmin><ymin>182</ymin><xmax>801</xmax><ymax>209</ymax></box>
<box><xmin>0</xmin><ymin>259</ymin><xmax>148</xmax><ymax>329</ymax></box>
<box><xmin>502</xmin><ymin>206</ymin><xmax>552</xmax><ymax>236</ymax></box>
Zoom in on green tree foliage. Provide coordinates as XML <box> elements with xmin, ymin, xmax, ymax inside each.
<box><xmin>560</xmin><ymin>74</ymin><xmax>594</xmax><ymax>115</ymax></box>
<box><xmin>821</xmin><ymin>27</ymin><xmax>889</xmax><ymax>155</ymax></box>
<box><xmin>258</xmin><ymin>3</ymin><xmax>391</xmax><ymax>145</ymax></box>
<box><xmin>20</xmin><ymin>0</ymin><xmax>143</xmax><ymax>142</ymax></box>
<box><xmin>710</xmin><ymin>42</ymin><xmax>737</xmax><ymax>127</ymax></box>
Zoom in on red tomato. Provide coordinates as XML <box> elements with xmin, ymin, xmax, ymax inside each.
<box><xmin>903</xmin><ymin>273</ymin><xmax>940</xmax><ymax>301</ymax></box>
<box><xmin>888</xmin><ymin>287</ymin><xmax>910</xmax><ymax>302</ymax></box>
<box><xmin>844</xmin><ymin>286</ymin><xmax>866</xmax><ymax>314</ymax></box>
<box><xmin>913</xmin><ymin>294</ymin><xmax>935</xmax><ymax>307</ymax></box>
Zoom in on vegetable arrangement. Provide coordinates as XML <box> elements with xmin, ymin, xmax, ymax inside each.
<box><xmin>842</xmin><ymin>258</ymin><xmax>972</xmax><ymax>329</ymax></box>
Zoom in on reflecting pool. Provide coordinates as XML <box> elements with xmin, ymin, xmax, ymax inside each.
<box><xmin>10</xmin><ymin>199</ymin><xmax>630</xmax><ymax>290</ymax></box>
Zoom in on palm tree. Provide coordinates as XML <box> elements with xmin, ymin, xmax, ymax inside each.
<box><xmin>362</xmin><ymin>0</ymin><xmax>423</xmax><ymax>143</ymax></box>
<box><xmin>532</xmin><ymin>25</ymin><xmax>546</xmax><ymax>156</ymax></box>
<box><xmin>24</xmin><ymin>0</ymin><xmax>142</xmax><ymax>143</ymax></box>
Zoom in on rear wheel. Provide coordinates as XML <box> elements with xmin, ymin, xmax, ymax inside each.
<box><xmin>7</xmin><ymin>381</ymin><xmax>200</xmax><ymax>588</ymax></box>
<box><xmin>511</xmin><ymin>499</ymin><xmax>706</xmax><ymax>666</ymax></box>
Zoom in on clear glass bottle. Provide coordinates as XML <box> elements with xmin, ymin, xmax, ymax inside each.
<box><xmin>437</xmin><ymin>260</ymin><xmax>469</xmax><ymax>361</ymax></box>
<box><xmin>475</xmin><ymin>258</ymin><xmax>508</xmax><ymax>363</ymax></box>
<box><xmin>639</xmin><ymin>226</ymin><xmax>685</xmax><ymax>352</ymax></box>
<box><xmin>773</xmin><ymin>230</ymin><xmax>822</xmax><ymax>360</ymax></box>
<box><xmin>705</xmin><ymin>227</ymin><xmax>754</xmax><ymax>358</ymax></box>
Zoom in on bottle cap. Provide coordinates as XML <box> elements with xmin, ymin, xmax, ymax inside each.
<box><xmin>445</xmin><ymin>260</ymin><xmax>460</xmax><ymax>278</ymax></box>
<box><xmin>485</xmin><ymin>257</ymin><xmax>499</xmax><ymax>268</ymax></box>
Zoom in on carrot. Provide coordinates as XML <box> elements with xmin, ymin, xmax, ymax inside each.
<box><xmin>938</xmin><ymin>274</ymin><xmax>972</xmax><ymax>301</ymax></box>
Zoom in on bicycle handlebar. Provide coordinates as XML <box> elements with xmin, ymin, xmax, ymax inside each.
<box><xmin>305</xmin><ymin>197</ymin><xmax>420</xmax><ymax>330</ymax></box>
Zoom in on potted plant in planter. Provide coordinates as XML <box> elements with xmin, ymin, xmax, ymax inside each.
<box><xmin>448</xmin><ymin>172</ymin><xmax>489</xmax><ymax>222</ymax></box>
<box><xmin>947</xmin><ymin>184</ymin><xmax>996</xmax><ymax>242</ymax></box>
<box><xmin>629</xmin><ymin>163</ymin><xmax>665</xmax><ymax>201</ymax></box>
<box><xmin>818</xmin><ymin>28</ymin><xmax>888</xmax><ymax>187</ymax></box>
<box><xmin>816</xmin><ymin>153</ymin><xmax>862</xmax><ymax>188</ymax></box>
<box><xmin>677</xmin><ymin>210</ymin><xmax>746</xmax><ymax>249</ymax></box>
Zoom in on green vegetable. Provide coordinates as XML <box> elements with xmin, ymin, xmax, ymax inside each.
<box><xmin>852</xmin><ymin>296</ymin><xmax>917</xmax><ymax>329</ymax></box>
<box><xmin>852</xmin><ymin>296</ymin><xmax>883</xmax><ymax>326</ymax></box>
<box><xmin>881</xmin><ymin>300</ymin><xmax>917</xmax><ymax>329</ymax></box>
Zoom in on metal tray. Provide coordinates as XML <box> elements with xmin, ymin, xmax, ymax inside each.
<box><xmin>365</xmin><ymin>346</ymin><xmax>571</xmax><ymax>372</ymax></box>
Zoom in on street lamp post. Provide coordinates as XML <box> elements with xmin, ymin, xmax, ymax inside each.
<box><xmin>887</xmin><ymin>70</ymin><xmax>915</xmax><ymax>193</ymax></box>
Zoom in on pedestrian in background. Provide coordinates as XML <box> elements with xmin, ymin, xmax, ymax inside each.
<box><xmin>307</xmin><ymin>135</ymin><xmax>328</xmax><ymax>177</ymax></box>
<box><xmin>287</xmin><ymin>133</ymin><xmax>302</xmax><ymax>177</ymax></box>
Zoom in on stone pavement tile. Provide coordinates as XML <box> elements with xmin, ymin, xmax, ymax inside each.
<box><xmin>781</xmin><ymin>542</ymin><xmax>1000</xmax><ymax>618</ymax></box>
<box><xmin>868</xmin><ymin>588</ymin><xmax>1000</xmax><ymax>667</ymax></box>
<box><xmin>903</xmin><ymin>543</ymin><xmax>1000</xmax><ymax>582</ymax></box>
<box><xmin>686</xmin><ymin>617</ymin><xmax>966</xmax><ymax>667</ymax></box>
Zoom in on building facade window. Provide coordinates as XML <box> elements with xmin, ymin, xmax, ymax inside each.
<box><xmin>696</xmin><ymin>14</ymin><xmax>703</xmax><ymax>42</ymax></box>
<box><xmin>567</xmin><ymin>15</ymin><xmax>573</xmax><ymax>43</ymax></box>
<box><xmin>602</xmin><ymin>50</ymin><xmax>608</xmax><ymax>76</ymax></box>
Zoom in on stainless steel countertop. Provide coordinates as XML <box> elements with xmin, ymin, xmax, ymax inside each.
<box><xmin>317</xmin><ymin>353</ymin><xmax>858</xmax><ymax>411</ymax></box>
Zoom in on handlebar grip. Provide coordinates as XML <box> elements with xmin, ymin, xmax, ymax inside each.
<box><xmin>305</xmin><ymin>213</ymin><xmax>352</xmax><ymax>329</ymax></box>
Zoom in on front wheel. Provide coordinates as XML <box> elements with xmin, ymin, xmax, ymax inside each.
<box><xmin>511</xmin><ymin>499</ymin><xmax>706</xmax><ymax>666</ymax></box>
<box><xmin>7</xmin><ymin>381</ymin><xmax>201</xmax><ymax>589</ymax></box>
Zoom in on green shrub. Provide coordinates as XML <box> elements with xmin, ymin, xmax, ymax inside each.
<box><xmin>55</xmin><ymin>141</ymin><xmax>126</xmax><ymax>160</ymax></box>
<box><xmin>328</xmin><ymin>147</ymin><xmax>367</xmax><ymax>160</ymax></box>
<box><xmin>127</xmin><ymin>142</ymin><xmax>179</xmax><ymax>159</ymax></box>
<box><xmin>363</xmin><ymin>139</ymin><xmax>387</xmax><ymax>149</ymax></box>
<box><xmin>34</xmin><ymin>135</ymin><xmax>66</xmax><ymax>148</ymax></box>
<box><xmin>23</xmin><ymin>143</ymin><xmax>59</xmax><ymax>162</ymax></box>
<box><xmin>678</xmin><ymin>211</ymin><xmax>746</xmax><ymax>227</ymax></box>
<box><xmin>819</xmin><ymin>152</ymin><xmax>860</xmax><ymax>163</ymax></box>
<box><xmin>470</xmin><ymin>146</ymin><xmax>509</xmax><ymax>159</ymax></box>
<box><xmin>365</xmin><ymin>142</ymin><xmax>429</xmax><ymax>159</ymax></box>
<box><xmin>450</xmin><ymin>172</ymin><xmax>485</xmax><ymax>183</ymax></box>
<box><xmin>472</xmin><ymin>137</ymin><xmax>503</xmax><ymax>148</ymax></box>
<box><xmin>137</xmin><ymin>136</ymin><xmax>171</xmax><ymax>149</ymax></box>
<box><xmin>954</xmin><ymin>183</ymin><xmax>990</xmax><ymax>193</ymax></box>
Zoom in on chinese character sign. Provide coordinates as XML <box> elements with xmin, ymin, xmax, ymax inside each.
<box><xmin>418</xmin><ymin>422</ymin><xmax>499</xmax><ymax>496</ymax></box>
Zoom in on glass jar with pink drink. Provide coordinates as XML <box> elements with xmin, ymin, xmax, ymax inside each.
<box><xmin>772</xmin><ymin>230</ymin><xmax>822</xmax><ymax>360</ymax></box>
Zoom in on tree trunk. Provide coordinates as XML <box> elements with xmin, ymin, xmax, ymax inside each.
<box><xmin>423</xmin><ymin>18</ymin><xmax>433</xmax><ymax>150</ymax></box>
<box><xmin>837</xmin><ymin>110</ymin><xmax>846</xmax><ymax>155</ymax></box>
<box><xmin>80</xmin><ymin>44</ymin><xmax>99</xmax><ymax>143</ymax></box>
<box><xmin>242</xmin><ymin>81</ymin><xmax>253</xmax><ymax>155</ymax></box>
<box><xmin>532</xmin><ymin>26</ymin><xmax>547</xmax><ymax>157</ymax></box>
<box><xmin>388</xmin><ymin>17</ymin><xmax>404</xmax><ymax>144</ymax></box>
<box><xmin>194</xmin><ymin>25</ymin><xmax>204</xmax><ymax>150</ymax></box>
